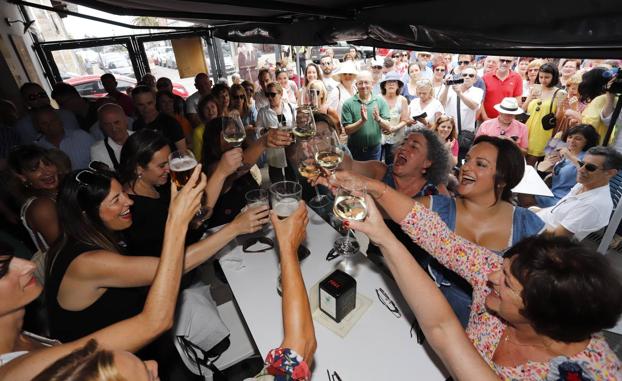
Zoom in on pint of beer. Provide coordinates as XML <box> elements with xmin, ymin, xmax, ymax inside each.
<box><xmin>169</xmin><ymin>151</ymin><xmax>198</xmax><ymax>189</ymax></box>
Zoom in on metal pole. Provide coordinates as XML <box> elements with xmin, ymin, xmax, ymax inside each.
<box><xmin>295</xmin><ymin>46</ymin><xmax>301</xmax><ymax>88</ymax></box>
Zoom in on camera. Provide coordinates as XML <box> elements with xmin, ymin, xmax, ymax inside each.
<box><xmin>604</xmin><ymin>68</ymin><xmax>622</xmax><ymax>94</ymax></box>
<box><xmin>445</xmin><ymin>78</ymin><xmax>464</xmax><ymax>86</ymax></box>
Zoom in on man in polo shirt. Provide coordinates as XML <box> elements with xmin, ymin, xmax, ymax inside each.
<box><xmin>481</xmin><ymin>56</ymin><xmax>522</xmax><ymax>120</ymax></box>
<box><xmin>33</xmin><ymin>106</ymin><xmax>94</xmax><ymax>169</ymax></box>
<box><xmin>341</xmin><ymin>71</ymin><xmax>391</xmax><ymax>161</ymax></box>
<box><xmin>475</xmin><ymin>97</ymin><xmax>528</xmax><ymax>153</ymax></box>
<box><xmin>535</xmin><ymin>146</ymin><xmax>622</xmax><ymax>240</ymax></box>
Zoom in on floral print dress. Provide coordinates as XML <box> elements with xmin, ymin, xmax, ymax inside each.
<box><xmin>399</xmin><ymin>202</ymin><xmax>622</xmax><ymax>380</ymax></box>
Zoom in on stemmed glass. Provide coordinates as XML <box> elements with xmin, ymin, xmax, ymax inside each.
<box><xmin>168</xmin><ymin>150</ymin><xmax>209</xmax><ymax>229</ymax></box>
<box><xmin>222</xmin><ymin>114</ymin><xmax>246</xmax><ymax>148</ymax></box>
<box><xmin>300</xmin><ymin>88</ymin><xmax>320</xmax><ymax>111</ymax></box>
<box><xmin>296</xmin><ymin>141</ymin><xmax>329</xmax><ymax>209</ymax></box>
<box><xmin>292</xmin><ymin>106</ymin><xmax>316</xmax><ymax>140</ymax></box>
<box><xmin>332</xmin><ymin>178</ymin><xmax>368</xmax><ymax>274</ymax></box>
<box><xmin>313</xmin><ymin>131</ymin><xmax>344</xmax><ymax>180</ymax></box>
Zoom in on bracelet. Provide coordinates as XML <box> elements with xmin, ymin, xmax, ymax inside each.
<box><xmin>376</xmin><ymin>183</ymin><xmax>389</xmax><ymax>200</ymax></box>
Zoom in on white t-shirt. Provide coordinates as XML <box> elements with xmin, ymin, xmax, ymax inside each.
<box><xmin>327</xmin><ymin>83</ymin><xmax>357</xmax><ymax>119</ymax></box>
<box><xmin>256</xmin><ymin>103</ymin><xmax>296</xmax><ymax>168</ymax></box>
<box><xmin>537</xmin><ymin>183</ymin><xmax>613</xmax><ymax>241</ymax></box>
<box><xmin>90</xmin><ymin>131</ymin><xmax>135</xmax><ymax>169</ymax></box>
<box><xmin>443</xmin><ymin>86</ymin><xmax>484</xmax><ymax>133</ymax></box>
<box><xmin>600</xmin><ymin>108</ymin><xmax>622</xmax><ymax>153</ymax></box>
<box><xmin>408</xmin><ymin>97</ymin><xmax>445</xmax><ymax>125</ymax></box>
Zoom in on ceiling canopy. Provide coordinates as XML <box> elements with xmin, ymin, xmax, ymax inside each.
<box><xmin>52</xmin><ymin>0</ymin><xmax>622</xmax><ymax>57</ymax></box>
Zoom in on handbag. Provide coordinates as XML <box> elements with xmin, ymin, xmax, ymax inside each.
<box><xmin>541</xmin><ymin>88</ymin><xmax>561</xmax><ymax>131</ymax></box>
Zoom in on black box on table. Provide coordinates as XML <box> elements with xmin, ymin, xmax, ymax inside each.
<box><xmin>319</xmin><ymin>269</ymin><xmax>356</xmax><ymax>323</ymax></box>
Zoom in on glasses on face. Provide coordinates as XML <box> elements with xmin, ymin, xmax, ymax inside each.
<box><xmin>320</xmin><ymin>61</ymin><xmax>331</xmax><ymax>66</ymax></box>
<box><xmin>27</xmin><ymin>92</ymin><xmax>48</xmax><ymax>101</ymax></box>
<box><xmin>266</xmin><ymin>92</ymin><xmax>279</xmax><ymax>98</ymax></box>
<box><xmin>461</xmin><ymin>73</ymin><xmax>476</xmax><ymax>78</ymax></box>
<box><xmin>419</xmin><ymin>54</ymin><xmax>431</xmax><ymax>58</ymax></box>
<box><xmin>0</xmin><ymin>255</ymin><xmax>13</xmax><ymax>278</ymax></box>
<box><xmin>577</xmin><ymin>160</ymin><xmax>602</xmax><ymax>172</ymax></box>
<box><xmin>401</xmin><ymin>53</ymin><xmax>409</xmax><ymax>57</ymax></box>
<box><xmin>500</xmin><ymin>59</ymin><xmax>513</xmax><ymax>64</ymax></box>
<box><xmin>458</xmin><ymin>60</ymin><xmax>470</xmax><ymax>65</ymax></box>
<box><xmin>376</xmin><ymin>287</ymin><xmax>401</xmax><ymax>318</ymax></box>
<box><xmin>434</xmin><ymin>68</ymin><xmax>446</xmax><ymax>72</ymax></box>
<box><xmin>372</xmin><ymin>65</ymin><xmax>383</xmax><ymax>70</ymax></box>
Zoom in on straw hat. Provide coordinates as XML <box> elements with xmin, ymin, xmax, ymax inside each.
<box><xmin>493</xmin><ymin>97</ymin><xmax>524</xmax><ymax>115</ymax></box>
<box><xmin>331</xmin><ymin>60</ymin><xmax>359</xmax><ymax>81</ymax></box>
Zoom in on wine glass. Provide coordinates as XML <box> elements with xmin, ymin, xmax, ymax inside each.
<box><xmin>313</xmin><ymin>131</ymin><xmax>344</xmax><ymax>179</ymax></box>
<box><xmin>332</xmin><ymin>178</ymin><xmax>367</xmax><ymax>274</ymax></box>
<box><xmin>296</xmin><ymin>141</ymin><xmax>329</xmax><ymax>209</ymax></box>
<box><xmin>300</xmin><ymin>88</ymin><xmax>320</xmax><ymax>110</ymax></box>
<box><xmin>168</xmin><ymin>150</ymin><xmax>209</xmax><ymax>229</ymax></box>
<box><xmin>222</xmin><ymin>114</ymin><xmax>246</xmax><ymax>148</ymax></box>
<box><xmin>292</xmin><ymin>106</ymin><xmax>316</xmax><ymax>140</ymax></box>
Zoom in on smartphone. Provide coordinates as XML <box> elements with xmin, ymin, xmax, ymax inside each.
<box><xmin>412</xmin><ymin>111</ymin><xmax>427</xmax><ymax>120</ymax></box>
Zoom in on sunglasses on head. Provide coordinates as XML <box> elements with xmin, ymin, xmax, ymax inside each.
<box><xmin>0</xmin><ymin>254</ymin><xmax>13</xmax><ymax>278</ymax></box>
<box><xmin>27</xmin><ymin>92</ymin><xmax>48</xmax><ymax>101</ymax></box>
<box><xmin>266</xmin><ymin>92</ymin><xmax>278</xmax><ymax>98</ymax></box>
<box><xmin>458</xmin><ymin>60</ymin><xmax>470</xmax><ymax>65</ymax></box>
<box><xmin>461</xmin><ymin>73</ymin><xmax>476</xmax><ymax>78</ymax></box>
<box><xmin>577</xmin><ymin>160</ymin><xmax>602</xmax><ymax>172</ymax></box>
<box><xmin>500</xmin><ymin>59</ymin><xmax>513</xmax><ymax>64</ymax></box>
<box><xmin>75</xmin><ymin>161</ymin><xmax>112</xmax><ymax>186</ymax></box>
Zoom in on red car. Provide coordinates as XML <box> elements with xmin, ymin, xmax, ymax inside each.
<box><xmin>65</xmin><ymin>75</ymin><xmax>189</xmax><ymax>100</ymax></box>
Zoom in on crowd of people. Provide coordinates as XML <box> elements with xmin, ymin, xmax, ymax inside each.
<box><xmin>1</xmin><ymin>49</ymin><xmax>622</xmax><ymax>380</ymax></box>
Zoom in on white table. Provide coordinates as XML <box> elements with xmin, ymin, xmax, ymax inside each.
<box><xmin>512</xmin><ymin>165</ymin><xmax>554</xmax><ymax>197</ymax></box>
<box><xmin>218</xmin><ymin>209</ymin><xmax>448</xmax><ymax>380</ymax></box>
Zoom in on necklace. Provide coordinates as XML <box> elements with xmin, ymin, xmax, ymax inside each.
<box><xmin>502</xmin><ymin>328</ymin><xmax>551</xmax><ymax>349</ymax></box>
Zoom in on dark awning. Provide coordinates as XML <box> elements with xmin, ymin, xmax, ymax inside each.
<box><xmin>55</xmin><ymin>0</ymin><xmax>622</xmax><ymax>57</ymax></box>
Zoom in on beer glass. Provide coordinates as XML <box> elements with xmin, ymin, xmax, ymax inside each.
<box><xmin>168</xmin><ymin>150</ymin><xmax>209</xmax><ymax>228</ymax></box>
<box><xmin>269</xmin><ymin>181</ymin><xmax>302</xmax><ymax>219</ymax></box>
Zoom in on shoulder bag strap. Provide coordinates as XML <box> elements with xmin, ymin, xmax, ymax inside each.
<box><xmin>548</xmin><ymin>88</ymin><xmax>561</xmax><ymax>114</ymax></box>
<box><xmin>103</xmin><ymin>137</ymin><xmax>120</xmax><ymax>170</ymax></box>
<box><xmin>456</xmin><ymin>94</ymin><xmax>462</xmax><ymax>135</ymax></box>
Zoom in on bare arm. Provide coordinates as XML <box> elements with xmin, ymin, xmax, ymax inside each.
<box><xmin>0</xmin><ymin>167</ymin><xmax>206</xmax><ymax>381</ymax></box>
<box><xmin>349</xmin><ymin>197</ymin><xmax>497</xmax><ymax>381</ymax></box>
<box><xmin>174</xmin><ymin>138</ymin><xmax>188</xmax><ymax>153</ymax></box>
<box><xmin>272</xmin><ymin>202</ymin><xmax>316</xmax><ymax>364</ymax></box>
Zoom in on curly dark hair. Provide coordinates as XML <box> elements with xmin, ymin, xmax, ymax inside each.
<box><xmin>505</xmin><ymin>235</ymin><xmax>622</xmax><ymax>342</ymax></box>
<box><xmin>401</xmin><ymin>127</ymin><xmax>450</xmax><ymax>186</ymax></box>
<box><xmin>578</xmin><ymin>67</ymin><xmax>608</xmax><ymax>103</ymax></box>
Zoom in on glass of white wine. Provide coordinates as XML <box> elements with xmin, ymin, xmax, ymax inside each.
<box><xmin>296</xmin><ymin>141</ymin><xmax>329</xmax><ymax>209</ymax></box>
<box><xmin>313</xmin><ymin>132</ymin><xmax>344</xmax><ymax>178</ymax></box>
<box><xmin>300</xmin><ymin>88</ymin><xmax>320</xmax><ymax>111</ymax></box>
<box><xmin>292</xmin><ymin>106</ymin><xmax>316</xmax><ymax>140</ymax></box>
<box><xmin>222</xmin><ymin>114</ymin><xmax>246</xmax><ymax>148</ymax></box>
<box><xmin>333</xmin><ymin>178</ymin><xmax>367</xmax><ymax>274</ymax></box>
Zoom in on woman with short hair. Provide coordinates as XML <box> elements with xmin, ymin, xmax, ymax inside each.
<box><xmin>379</xmin><ymin>72</ymin><xmax>409</xmax><ymax>165</ymax></box>
<box><xmin>408</xmin><ymin>79</ymin><xmax>445</xmax><ymax>127</ymax></box>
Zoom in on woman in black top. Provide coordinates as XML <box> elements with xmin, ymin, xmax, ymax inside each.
<box><xmin>202</xmin><ymin>116</ymin><xmax>292</xmax><ymax>227</ymax></box>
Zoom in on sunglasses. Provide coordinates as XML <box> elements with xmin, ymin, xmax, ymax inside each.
<box><xmin>372</xmin><ymin>65</ymin><xmax>383</xmax><ymax>69</ymax></box>
<box><xmin>461</xmin><ymin>73</ymin><xmax>476</xmax><ymax>78</ymax></box>
<box><xmin>27</xmin><ymin>92</ymin><xmax>48</xmax><ymax>101</ymax></box>
<box><xmin>232</xmin><ymin>94</ymin><xmax>246</xmax><ymax>100</ymax></box>
<box><xmin>320</xmin><ymin>61</ymin><xmax>331</xmax><ymax>66</ymax></box>
<box><xmin>577</xmin><ymin>160</ymin><xmax>602</xmax><ymax>172</ymax></box>
<box><xmin>75</xmin><ymin>161</ymin><xmax>111</xmax><ymax>186</ymax></box>
<box><xmin>500</xmin><ymin>59</ymin><xmax>513</xmax><ymax>64</ymax></box>
<box><xmin>458</xmin><ymin>60</ymin><xmax>470</xmax><ymax>65</ymax></box>
<box><xmin>434</xmin><ymin>68</ymin><xmax>446</xmax><ymax>72</ymax></box>
<box><xmin>266</xmin><ymin>92</ymin><xmax>279</xmax><ymax>98</ymax></box>
<box><xmin>401</xmin><ymin>53</ymin><xmax>409</xmax><ymax>57</ymax></box>
<box><xmin>528</xmin><ymin>68</ymin><xmax>540</xmax><ymax>72</ymax></box>
<box><xmin>419</xmin><ymin>54</ymin><xmax>431</xmax><ymax>58</ymax></box>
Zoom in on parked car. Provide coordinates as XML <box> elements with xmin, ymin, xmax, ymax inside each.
<box><xmin>64</xmin><ymin>74</ymin><xmax>190</xmax><ymax>99</ymax></box>
<box><xmin>310</xmin><ymin>42</ymin><xmax>374</xmax><ymax>63</ymax></box>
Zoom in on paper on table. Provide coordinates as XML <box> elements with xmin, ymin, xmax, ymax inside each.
<box><xmin>308</xmin><ymin>282</ymin><xmax>373</xmax><ymax>338</ymax></box>
<box><xmin>512</xmin><ymin>165</ymin><xmax>554</xmax><ymax>197</ymax></box>
<box><xmin>220</xmin><ymin>250</ymin><xmax>245</xmax><ymax>271</ymax></box>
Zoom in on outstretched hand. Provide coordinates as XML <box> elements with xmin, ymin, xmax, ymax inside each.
<box><xmin>231</xmin><ymin>204</ymin><xmax>271</xmax><ymax>235</ymax></box>
<box><xmin>169</xmin><ymin>165</ymin><xmax>207</xmax><ymax>226</ymax></box>
<box><xmin>271</xmin><ymin>201</ymin><xmax>308</xmax><ymax>254</ymax></box>
<box><xmin>347</xmin><ymin>194</ymin><xmax>392</xmax><ymax>246</ymax></box>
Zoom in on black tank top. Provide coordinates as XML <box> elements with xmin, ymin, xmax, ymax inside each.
<box><xmin>46</xmin><ymin>241</ymin><xmax>145</xmax><ymax>342</ymax></box>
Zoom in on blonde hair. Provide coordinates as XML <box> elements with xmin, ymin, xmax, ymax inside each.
<box><xmin>33</xmin><ymin>340</ymin><xmax>127</xmax><ymax>381</ymax></box>
<box><xmin>432</xmin><ymin>114</ymin><xmax>458</xmax><ymax>141</ymax></box>
<box><xmin>566</xmin><ymin>72</ymin><xmax>583</xmax><ymax>87</ymax></box>
<box><xmin>415</xmin><ymin>79</ymin><xmax>433</xmax><ymax>91</ymax></box>
<box><xmin>308</xmin><ymin>80</ymin><xmax>328</xmax><ymax>106</ymax></box>
<box><xmin>527</xmin><ymin>59</ymin><xmax>544</xmax><ymax>71</ymax></box>
<box><xmin>266</xmin><ymin>81</ymin><xmax>283</xmax><ymax>94</ymax></box>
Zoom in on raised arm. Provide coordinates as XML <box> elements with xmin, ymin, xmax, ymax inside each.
<box><xmin>271</xmin><ymin>202</ymin><xmax>316</xmax><ymax>363</ymax></box>
<box><xmin>349</xmin><ymin>196</ymin><xmax>496</xmax><ymax>381</ymax></box>
<box><xmin>0</xmin><ymin>166</ymin><xmax>205</xmax><ymax>381</ymax></box>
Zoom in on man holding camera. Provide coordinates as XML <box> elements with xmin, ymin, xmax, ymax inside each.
<box><xmin>475</xmin><ymin>97</ymin><xmax>529</xmax><ymax>154</ymax></box>
<box><xmin>439</xmin><ymin>66</ymin><xmax>484</xmax><ymax>162</ymax></box>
